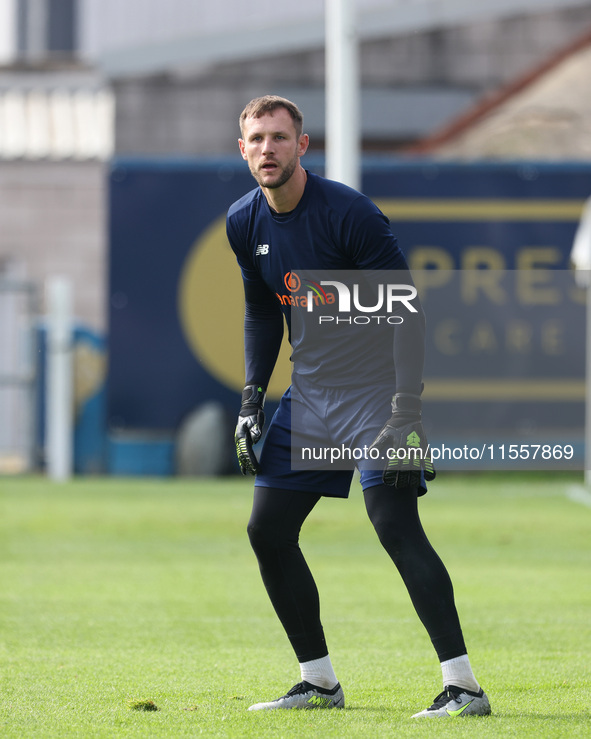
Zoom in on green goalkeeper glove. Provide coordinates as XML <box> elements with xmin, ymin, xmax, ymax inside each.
<box><xmin>235</xmin><ymin>384</ymin><xmax>266</xmax><ymax>475</ymax></box>
<box><xmin>369</xmin><ymin>392</ymin><xmax>436</xmax><ymax>489</ymax></box>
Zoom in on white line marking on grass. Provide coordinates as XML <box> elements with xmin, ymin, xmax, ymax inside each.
<box><xmin>565</xmin><ymin>485</ymin><xmax>591</xmax><ymax>508</ymax></box>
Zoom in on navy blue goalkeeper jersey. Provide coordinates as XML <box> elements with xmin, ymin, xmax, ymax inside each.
<box><xmin>226</xmin><ymin>171</ymin><xmax>424</xmax><ymax>391</ymax></box>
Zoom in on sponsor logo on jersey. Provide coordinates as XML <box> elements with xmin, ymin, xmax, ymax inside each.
<box><xmin>284</xmin><ymin>271</ymin><xmax>300</xmax><ymax>291</ymax></box>
<box><xmin>256</xmin><ymin>244</ymin><xmax>270</xmax><ymax>256</ymax></box>
<box><xmin>277</xmin><ymin>271</ymin><xmax>335</xmax><ymax>308</ymax></box>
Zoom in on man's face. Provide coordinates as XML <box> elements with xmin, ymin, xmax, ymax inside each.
<box><xmin>239</xmin><ymin>108</ymin><xmax>308</xmax><ymax>190</ymax></box>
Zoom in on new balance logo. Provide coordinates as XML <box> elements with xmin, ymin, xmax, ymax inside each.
<box><xmin>256</xmin><ymin>244</ymin><xmax>270</xmax><ymax>256</ymax></box>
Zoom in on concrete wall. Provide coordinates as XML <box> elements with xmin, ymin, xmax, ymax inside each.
<box><xmin>0</xmin><ymin>161</ymin><xmax>107</xmax><ymax>330</ymax></box>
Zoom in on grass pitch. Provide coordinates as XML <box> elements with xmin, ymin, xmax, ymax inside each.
<box><xmin>0</xmin><ymin>473</ymin><xmax>589</xmax><ymax>737</ymax></box>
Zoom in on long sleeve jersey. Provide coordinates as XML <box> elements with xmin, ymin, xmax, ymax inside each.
<box><xmin>226</xmin><ymin>171</ymin><xmax>425</xmax><ymax>393</ymax></box>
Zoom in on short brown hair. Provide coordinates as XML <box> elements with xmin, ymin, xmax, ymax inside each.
<box><xmin>239</xmin><ymin>95</ymin><xmax>304</xmax><ymax>139</ymax></box>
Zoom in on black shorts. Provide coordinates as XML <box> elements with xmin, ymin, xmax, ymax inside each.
<box><xmin>255</xmin><ymin>376</ymin><xmax>427</xmax><ymax>498</ymax></box>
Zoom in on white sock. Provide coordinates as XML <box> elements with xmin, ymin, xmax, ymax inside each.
<box><xmin>299</xmin><ymin>655</ymin><xmax>338</xmax><ymax>690</ymax></box>
<box><xmin>440</xmin><ymin>654</ymin><xmax>480</xmax><ymax>693</ymax></box>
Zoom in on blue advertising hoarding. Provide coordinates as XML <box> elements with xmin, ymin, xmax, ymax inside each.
<box><xmin>108</xmin><ymin>159</ymin><xmax>590</xmax><ymax>472</ymax></box>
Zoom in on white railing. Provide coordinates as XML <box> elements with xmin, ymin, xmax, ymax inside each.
<box><xmin>0</xmin><ymin>86</ymin><xmax>114</xmax><ymax>161</ymax></box>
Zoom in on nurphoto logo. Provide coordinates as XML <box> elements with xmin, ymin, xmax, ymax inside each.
<box><xmin>308</xmin><ymin>279</ymin><xmax>418</xmax><ymax>314</ymax></box>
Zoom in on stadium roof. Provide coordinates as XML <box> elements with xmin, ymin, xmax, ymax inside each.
<box><xmin>81</xmin><ymin>0</ymin><xmax>591</xmax><ymax>77</ymax></box>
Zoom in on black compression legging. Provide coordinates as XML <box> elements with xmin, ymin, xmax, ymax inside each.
<box><xmin>247</xmin><ymin>484</ymin><xmax>467</xmax><ymax>664</ymax></box>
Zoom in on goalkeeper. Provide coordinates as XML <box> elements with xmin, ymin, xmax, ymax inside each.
<box><xmin>227</xmin><ymin>95</ymin><xmax>490</xmax><ymax>718</ymax></box>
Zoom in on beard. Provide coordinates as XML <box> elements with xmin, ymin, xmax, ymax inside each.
<box><xmin>250</xmin><ymin>152</ymin><xmax>299</xmax><ymax>189</ymax></box>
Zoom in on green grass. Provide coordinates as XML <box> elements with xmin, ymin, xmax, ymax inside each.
<box><xmin>0</xmin><ymin>473</ymin><xmax>590</xmax><ymax>737</ymax></box>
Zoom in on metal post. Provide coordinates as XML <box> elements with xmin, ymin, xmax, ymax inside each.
<box><xmin>586</xmin><ymin>283</ymin><xmax>591</xmax><ymax>486</ymax></box>
<box><xmin>325</xmin><ymin>0</ymin><xmax>361</xmax><ymax>191</ymax></box>
<box><xmin>46</xmin><ymin>276</ymin><xmax>73</xmax><ymax>481</ymax></box>
<box><xmin>570</xmin><ymin>197</ymin><xmax>591</xmax><ymax>485</ymax></box>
